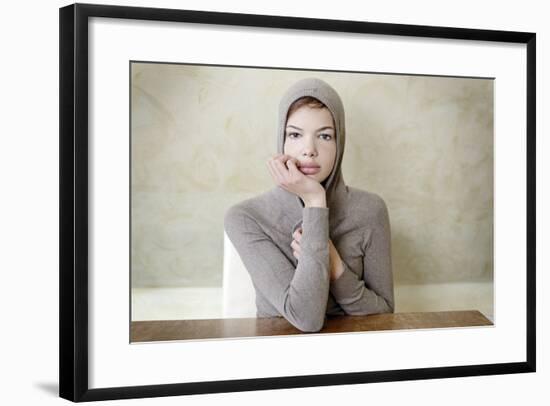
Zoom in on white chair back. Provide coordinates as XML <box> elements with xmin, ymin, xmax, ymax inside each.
<box><xmin>222</xmin><ymin>231</ymin><xmax>257</xmax><ymax>318</ymax></box>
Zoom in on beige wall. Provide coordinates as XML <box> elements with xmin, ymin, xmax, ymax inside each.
<box><xmin>131</xmin><ymin>62</ymin><xmax>493</xmax><ymax>287</ymax></box>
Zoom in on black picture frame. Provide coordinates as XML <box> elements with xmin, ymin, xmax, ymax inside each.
<box><xmin>59</xmin><ymin>2</ymin><xmax>536</xmax><ymax>402</ymax></box>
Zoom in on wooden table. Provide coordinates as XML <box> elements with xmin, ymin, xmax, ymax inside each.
<box><xmin>131</xmin><ymin>310</ymin><xmax>492</xmax><ymax>342</ymax></box>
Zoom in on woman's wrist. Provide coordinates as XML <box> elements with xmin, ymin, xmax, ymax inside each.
<box><xmin>302</xmin><ymin>192</ymin><xmax>327</xmax><ymax>208</ymax></box>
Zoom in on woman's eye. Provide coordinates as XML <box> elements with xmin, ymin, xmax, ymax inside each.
<box><xmin>287</xmin><ymin>132</ymin><xmax>300</xmax><ymax>138</ymax></box>
<box><xmin>319</xmin><ymin>133</ymin><xmax>332</xmax><ymax>140</ymax></box>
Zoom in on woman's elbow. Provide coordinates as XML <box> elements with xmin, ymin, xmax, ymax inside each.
<box><xmin>385</xmin><ymin>297</ymin><xmax>395</xmax><ymax>313</ymax></box>
<box><xmin>283</xmin><ymin>297</ymin><xmax>327</xmax><ymax>333</ymax></box>
<box><xmin>296</xmin><ymin>316</ymin><xmax>325</xmax><ymax>333</ymax></box>
<box><xmin>346</xmin><ymin>297</ymin><xmax>393</xmax><ymax>316</ymax></box>
<box><xmin>287</xmin><ymin>307</ymin><xmax>325</xmax><ymax>332</ymax></box>
<box><xmin>375</xmin><ymin>296</ymin><xmax>394</xmax><ymax>314</ymax></box>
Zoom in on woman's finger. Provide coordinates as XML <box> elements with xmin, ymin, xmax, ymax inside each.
<box><xmin>291</xmin><ymin>238</ymin><xmax>302</xmax><ymax>253</ymax></box>
<box><xmin>277</xmin><ymin>155</ymin><xmax>297</xmax><ymax>176</ymax></box>
<box><xmin>268</xmin><ymin>158</ymin><xmax>285</xmax><ymax>185</ymax></box>
<box><xmin>274</xmin><ymin>155</ymin><xmax>302</xmax><ymax>184</ymax></box>
<box><xmin>274</xmin><ymin>154</ymin><xmax>291</xmax><ymax>168</ymax></box>
<box><xmin>286</xmin><ymin>159</ymin><xmax>302</xmax><ymax>180</ymax></box>
<box><xmin>266</xmin><ymin>160</ymin><xmax>279</xmax><ymax>184</ymax></box>
<box><xmin>293</xmin><ymin>228</ymin><xmax>302</xmax><ymax>242</ymax></box>
<box><xmin>266</xmin><ymin>159</ymin><xmax>275</xmax><ymax>177</ymax></box>
<box><xmin>274</xmin><ymin>153</ymin><xmax>290</xmax><ymax>164</ymax></box>
<box><xmin>272</xmin><ymin>158</ymin><xmax>291</xmax><ymax>183</ymax></box>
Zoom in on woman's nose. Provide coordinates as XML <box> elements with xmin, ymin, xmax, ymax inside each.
<box><xmin>301</xmin><ymin>137</ymin><xmax>317</xmax><ymax>157</ymax></box>
<box><xmin>301</xmin><ymin>148</ymin><xmax>317</xmax><ymax>157</ymax></box>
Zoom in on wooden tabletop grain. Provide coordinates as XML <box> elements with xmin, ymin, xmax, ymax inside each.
<box><xmin>131</xmin><ymin>310</ymin><xmax>492</xmax><ymax>342</ymax></box>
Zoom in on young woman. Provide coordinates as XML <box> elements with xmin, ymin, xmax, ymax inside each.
<box><xmin>224</xmin><ymin>77</ymin><xmax>394</xmax><ymax>332</ymax></box>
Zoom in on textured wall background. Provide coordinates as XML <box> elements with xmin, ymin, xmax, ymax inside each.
<box><xmin>131</xmin><ymin>62</ymin><xmax>493</xmax><ymax>288</ymax></box>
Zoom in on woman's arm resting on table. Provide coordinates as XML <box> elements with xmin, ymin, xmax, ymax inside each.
<box><xmin>329</xmin><ymin>197</ymin><xmax>395</xmax><ymax>315</ymax></box>
<box><xmin>224</xmin><ymin>206</ymin><xmax>331</xmax><ymax>332</ymax></box>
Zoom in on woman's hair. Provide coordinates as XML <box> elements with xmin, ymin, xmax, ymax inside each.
<box><xmin>286</xmin><ymin>96</ymin><xmax>327</xmax><ymax>119</ymax></box>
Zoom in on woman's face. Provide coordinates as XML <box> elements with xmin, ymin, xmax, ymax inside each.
<box><xmin>283</xmin><ymin>105</ymin><xmax>337</xmax><ymax>184</ymax></box>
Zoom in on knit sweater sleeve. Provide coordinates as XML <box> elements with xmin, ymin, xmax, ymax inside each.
<box><xmin>224</xmin><ymin>206</ymin><xmax>331</xmax><ymax>332</ymax></box>
<box><xmin>329</xmin><ymin>197</ymin><xmax>395</xmax><ymax>315</ymax></box>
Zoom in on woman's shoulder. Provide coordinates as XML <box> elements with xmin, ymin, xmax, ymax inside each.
<box><xmin>223</xmin><ymin>190</ymin><xmax>274</xmax><ymax>231</ymax></box>
<box><xmin>346</xmin><ymin>186</ymin><xmax>390</xmax><ymax>221</ymax></box>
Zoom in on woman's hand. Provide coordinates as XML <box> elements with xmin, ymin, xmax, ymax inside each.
<box><xmin>267</xmin><ymin>153</ymin><xmax>326</xmax><ymax>207</ymax></box>
<box><xmin>291</xmin><ymin>227</ymin><xmax>303</xmax><ymax>262</ymax></box>
<box><xmin>291</xmin><ymin>228</ymin><xmax>344</xmax><ymax>281</ymax></box>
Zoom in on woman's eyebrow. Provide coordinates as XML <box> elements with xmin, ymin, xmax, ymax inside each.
<box><xmin>285</xmin><ymin>125</ymin><xmax>334</xmax><ymax>131</ymax></box>
<box><xmin>286</xmin><ymin>125</ymin><xmax>302</xmax><ymax>130</ymax></box>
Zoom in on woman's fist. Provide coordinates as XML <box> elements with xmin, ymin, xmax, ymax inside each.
<box><xmin>267</xmin><ymin>154</ymin><xmax>325</xmax><ymax>205</ymax></box>
<box><xmin>291</xmin><ymin>227</ymin><xmax>303</xmax><ymax>261</ymax></box>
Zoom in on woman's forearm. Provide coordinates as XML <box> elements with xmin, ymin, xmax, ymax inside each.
<box><xmin>225</xmin><ymin>205</ymin><xmax>331</xmax><ymax>333</ymax></box>
<box><xmin>286</xmin><ymin>207</ymin><xmax>331</xmax><ymax>331</ymax></box>
<box><xmin>329</xmin><ymin>198</ymin><xmax>394</xmax><ymax>315</ymax></box>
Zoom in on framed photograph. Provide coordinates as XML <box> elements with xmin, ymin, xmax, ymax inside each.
<box><xmin>59</xmin><ymin>2</ymin><xmax>536</xmax><ymax>402</ymax></box>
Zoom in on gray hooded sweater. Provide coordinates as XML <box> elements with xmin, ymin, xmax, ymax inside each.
<box><xmin>224</xmin><ymin>78</ymin><xmax>394</xmax><ymax>332</ymax></box>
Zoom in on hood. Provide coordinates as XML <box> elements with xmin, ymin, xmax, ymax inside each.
<box><xmin>276</xmin><ymin>77</ymin><xmax>348</xmax><ymax>213</ymax></box>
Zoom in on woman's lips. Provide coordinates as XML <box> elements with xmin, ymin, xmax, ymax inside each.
<box><xmin>299</xmin><ymin>165</ymin><xmax>321</xmax><ymax>175</ymax></box>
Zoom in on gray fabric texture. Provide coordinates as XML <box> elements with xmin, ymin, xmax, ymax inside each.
<box><xmin>224</xmin><ymin>78</ymin><xmax>394</xmax><ymax>332</ymax></box>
